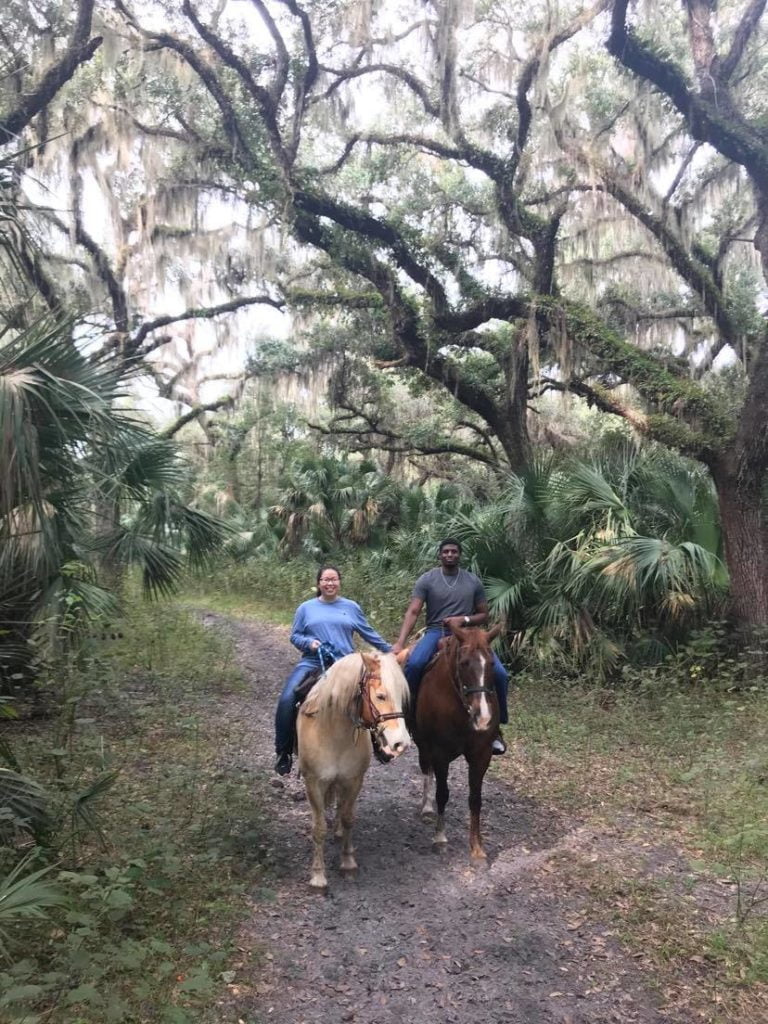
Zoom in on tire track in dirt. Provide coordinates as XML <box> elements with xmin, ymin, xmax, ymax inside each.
<box><xmin>206</xmin><ymin>612</ymin><xmax>692</xmax><ymax>1024</ymax></box>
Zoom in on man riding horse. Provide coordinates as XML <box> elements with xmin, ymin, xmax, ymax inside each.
<box><xmin>392</xmin><ymin>538</ymin><xmax>509</xmax><ymax>754</ymax></box>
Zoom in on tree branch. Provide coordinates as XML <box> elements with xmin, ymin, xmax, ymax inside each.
<box><xmin>608</xmin><ymin>0</ymin><xmax>768</xmax><ymax>187</ymax></box>
<box><xmin>0</xmin><ymin>0</ymin><xmax>102</xmax><ymax>143</ymax></box>
<box><xmin>161</xmin><ymin>396</ymin><xmax>235</xmax><ymax>438</ymax></box>
<box><xmin>70</xmin><ymin>129</ymin><xmax>129</xmax><ymax>334</ymax></box>
<box><xmin>129</xmin><ymin>294</ymin><xmax>285</xmax><ymax>356</ymax></box>
<box><xmin>116</xmin><ymin>0</ymin><xmax>255</xmax><ymax>164</ymax></box>
<box><xmin>248</xmin><ymin>0</ymin><xmax>290</xmax><ymax>105</ymax></box>
<box><xmin>721</xmin><ymin>0</ymin><xmax>767</xmax><ymax>82</ymax></box>
<box><xmin>319</xmin><ymin>63</ymin><xmax>440</xmax><ymax>118</ymax></box>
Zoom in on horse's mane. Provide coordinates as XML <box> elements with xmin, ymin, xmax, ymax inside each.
<box><xmin>301</xmin><ymin>651</ymin><xmax>409</xmax><ymax>718</ymax></box>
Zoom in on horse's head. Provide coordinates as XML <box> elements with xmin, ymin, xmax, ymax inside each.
<box><xmin>445</xmin><ymin>623</ymin><xmax>502</xmax><ymax>732</ymax></box>
<box><xmin>358</xmin><ymin>652</ymin><xmax>411</xmax><ymax>763</ymax></box>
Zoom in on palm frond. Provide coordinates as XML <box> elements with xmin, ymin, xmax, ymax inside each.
<box><xmin>0</xmin><ymin>852</ymin><xmax>67</xmax><ymax>955</ymax></box>
<box><xmin>0</xmin><ymin>769</ymin><xmax>51</xmax><ymax>839</ymax></box>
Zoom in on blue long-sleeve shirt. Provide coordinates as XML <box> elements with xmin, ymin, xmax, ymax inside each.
<box><xmin>289</xmin><ymin>596</ymin><xmax>391</xmax><ymax>669</ymax></box>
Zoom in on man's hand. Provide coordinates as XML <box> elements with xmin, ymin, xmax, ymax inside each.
<box><xmin>443</xmin><ymin>615</ymin><xmax>467</xmax><ymax>630</ymax></box>
<box><xmin>392</xmin><ymin>642</ymin><xmax>404</xmax><ymax>655</ymax></box>
<box><xmin>310</xmin><ymin>639</ymin><xmax>321</xmax><ymax>651</ymax></box>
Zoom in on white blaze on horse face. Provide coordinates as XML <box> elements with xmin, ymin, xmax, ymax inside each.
<box><xmin>472</xmin><ymin>653</ymin><xmax>492</xmax><ymax>731</ymax></box>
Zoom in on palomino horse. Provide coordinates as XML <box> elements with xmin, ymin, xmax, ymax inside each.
<box><xmin>297</xmin><ymin>651</ymin><xmax>410</xmax><ymax>889</ymax></box>
<box><xmin>414</xmin><ymin>623</ymin><xmax>502</xmax><ymax>862</ymax></box>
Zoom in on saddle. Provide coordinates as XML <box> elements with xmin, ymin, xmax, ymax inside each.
<box><xmin>289</xmin><ymin>667</ymin><xmax>323</xmax><ymax>753</ymax></box>
<box><xmin>294</xmin><ymin>667</ymin><xmax>322</xmax><ymax>707</ymax></box>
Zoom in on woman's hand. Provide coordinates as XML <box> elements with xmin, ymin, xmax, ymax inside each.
<box><xmin>309</xmin><ymin>639</ymin><xmax>321</xmax><ymax>652</ymax></box>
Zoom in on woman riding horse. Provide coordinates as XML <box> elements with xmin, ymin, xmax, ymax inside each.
<box><xmin>274</xmin><ymin>565</ymin><xmax>393</xmax><ymax>775</ymax></box>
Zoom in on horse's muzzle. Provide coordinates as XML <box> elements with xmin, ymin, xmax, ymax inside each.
<box><xmin>372</xmin><ymin>730</ymin><xmax>409</xmax><ymax>764</ymax></box>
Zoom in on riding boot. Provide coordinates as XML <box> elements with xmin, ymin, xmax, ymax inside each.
<box><xmin>491</xmin><ymin>728</ymin><xmax>507</xmax><ymax>755</ymax></box>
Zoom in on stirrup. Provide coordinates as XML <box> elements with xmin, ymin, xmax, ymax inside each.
<box><xmin>274</xmin><ymin>751</ymin><xmax>292</xmax><ymax>775</ymax></box>
<box><xmin>491</xmin><ymin>734</ymin><xmax>507</xmax><ymax>755</ymax></box>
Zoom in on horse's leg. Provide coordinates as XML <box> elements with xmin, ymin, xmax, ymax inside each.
<box><xmin>336</xmin><ymin>774</ymin><xmax>365</xmax><ymax>873</ymax></box>
<box><xmin>467</xmin><ymin>751</ymin><xmax>492</xmax><ymax>863</ymax></box>
<box><xmin>420</xmin><ymin>768</ymin><xmax>436</xmax><ymax>819</ymax></box>
<box><xmin>418</xmin><ymin>744</ymin><xmax>437</xmax><ymax>819</ymax></box>
<box><xmin>324</xmin><ymin>783</ymin><xmax>342</xmax><ymax>836</ymax></box>
<box><xmin>304</xmin><ymin>776</ymin><xmax>330</xmax><ymax>889</ymax></box>
<box><xmin>433</xmin><ymin>761</ymin><xmax>450</xmax><ymax>847</ymax></box>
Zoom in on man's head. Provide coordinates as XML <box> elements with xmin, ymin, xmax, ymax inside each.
<box><xmin>438</xmin><ymin>538</ymin><xmax>462</xmax><ymax>570</ymax></box>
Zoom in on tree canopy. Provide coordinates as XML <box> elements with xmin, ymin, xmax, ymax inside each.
<box><xmin>3</xmin><ymin>0</ymin><xmax>768</xmax><ymax>624</ymax></box>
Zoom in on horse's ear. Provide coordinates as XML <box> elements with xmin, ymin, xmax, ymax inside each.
<box><xmin>486</xmin><ymin>622</ymin><xmax>503</xmax><ymax>642</ymax></box>
<box><xmin>361</xmin><ymin>651</ymin><xmax>378</xmax><ymax>671</ymax></box>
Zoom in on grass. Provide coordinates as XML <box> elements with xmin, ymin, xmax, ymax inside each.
<box><xmin>1</xmin><ymin>594</ymin><xmax>272</xmax><ymax>1024</ymax></box>
<box><xmin>177</xmin><ymin>582</ymin><xmax>294</xmax><ymax>627</ymax></box>
<box><xmin>505</xmin><ymin>674</ymin><xmax>768</xmax><ymax>1019</ymax></box>
<box><xmin>510</xmin><ymin>677</ymin><xmax>768</xmax><ymax>866</ymax></box>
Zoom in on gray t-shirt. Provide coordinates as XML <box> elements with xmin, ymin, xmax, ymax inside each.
<box><xmin>412</xmin><ymin>568</ymin><xmax>486</xmax><ymax>628</ymax></box>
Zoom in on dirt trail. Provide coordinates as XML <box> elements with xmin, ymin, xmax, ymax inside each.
<box><xmin>206</xmin><ymin>612</ymin><xmax>693</xmax><ymax>1024</ymax></box>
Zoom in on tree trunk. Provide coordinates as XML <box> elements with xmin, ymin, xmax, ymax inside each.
<box><xmin>713</xmin><ymin>467</ymin><xmax>768</xmax><ymax>628</ymax></box>
<box><xmin>496</xmin><ymin>325</ymin><xmax>532</xmax><ymax>475</ymax></box>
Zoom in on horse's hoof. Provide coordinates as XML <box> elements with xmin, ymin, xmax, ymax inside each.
<box><xmin>470</xmin><ymin>854</ymin><xmax>489</xmax><ymax>869</ymax></box>
<box><xmin>309</xmin><ymin>876</ymin><xmax>328</xmax><ymax>891</ymax></box>
<box><xmin>431</xmin><ymin>842</ymin><xmax>448</xmax><ymax>855</ymax></box>
<box><xmin>421</xmin><ymin>805</ymin><xmax>436</xmax><ymax>821</ymax></box>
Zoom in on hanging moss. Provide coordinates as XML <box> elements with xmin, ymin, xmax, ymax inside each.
<box><xmin>542</xmin><ymin>296</ymin><xmax>731</xmax><ymax>436</ymax></box>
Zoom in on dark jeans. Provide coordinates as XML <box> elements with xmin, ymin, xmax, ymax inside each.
<box><xmin>274</xmin><ymin>661</ymin><xmax>318</xmax><ymax>754</ymax></box>
<box><xmin>404</xmin><ymin>627</ymin><xmax>509</xmax><ymax>724</ymax></box>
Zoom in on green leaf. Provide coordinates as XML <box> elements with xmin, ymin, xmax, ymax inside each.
<box><xmin>64</xmin><ymin>983</ymin><xmax>103</xmax><ymax>1006</ymax></box>
<box><xmin>0</xmin><ymin>983</ymin><xmax>44</xmax><ymax>1005</ymax></box>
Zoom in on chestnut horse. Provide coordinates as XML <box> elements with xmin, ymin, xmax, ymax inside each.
<box><xmin>413</xmin><ymin>623</ymin><xmax>502</xmax><ymax>862</ymax></box>
<box><xmin>297</xmin><ymin>651</ymin><xmax>410</xmax><ymax>889</ymax></box>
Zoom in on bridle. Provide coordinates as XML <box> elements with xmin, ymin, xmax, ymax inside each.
<box><xmin>449</xmin><ymin>638</ymin><xmax>495</xmax><ymax>716</ymax></box>
<box><xmin>351</xmin><ymin>659</ymin><xmax>406</xmax><ymax>763</ymax></box>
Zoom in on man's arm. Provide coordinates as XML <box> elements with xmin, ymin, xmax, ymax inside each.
<box><xmin>473</xmin><ymin>599</ymin><xmax>490</xmax><ymax>625</ymax></box>
<box><xmin>392</xmin><ymin>597</ymin><xmax>424</xmax><ymax>654</ymax></box>
<box><xmin>443</xmin><ymin>599</ymin><xmax>489</xmax><ymax>631</ymax></box>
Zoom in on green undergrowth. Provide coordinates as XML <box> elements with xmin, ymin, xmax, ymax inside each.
<box><xmin>509</xmin><ymin>666</ymin><xmax>768</xmax><ymax>999</ymax></box>
<box><xmin>184</xmin><ymin>556</ymin><xmax>411</xmax><ymax>639</ymax></box>
<box><xmin>1</xmin><ymin>594</ymin><xmax>272</xmax><ymax>1024</ymax></box>
<box><xmin>178</xmin><ymin>583</ymin><xmax>294</xmax><ymax>627</ymax></box>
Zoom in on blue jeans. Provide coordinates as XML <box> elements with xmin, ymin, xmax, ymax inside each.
<box><xmin>275</xmin><ymin>660</ymin><xmax>319</xmax><ymax>754</ymax></box>
<box><xmin>405</xmin><ymin>627</ymin><xmax>509</xmax><ymax>724</ymax></box>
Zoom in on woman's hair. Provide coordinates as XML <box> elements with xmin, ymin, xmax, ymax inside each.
<box><xmin>316</xmin><ymin>564</ymin><xmax>342</xmax><ymax>596</ymax></box>
<box><xmin>438</xmin><ymin>537</ymin><xmax>462</xmax><ymax>554</ymax></box>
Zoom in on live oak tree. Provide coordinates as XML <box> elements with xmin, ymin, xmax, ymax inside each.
<box><xmin>605</xmin><ymin>0</ymin><xmax>768</xmax><ymax>629</ymax></box>
<box><xmin>6</xmin><ymin>0</ymin><xmax>768</xmax><ymax>627</ymax></box>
